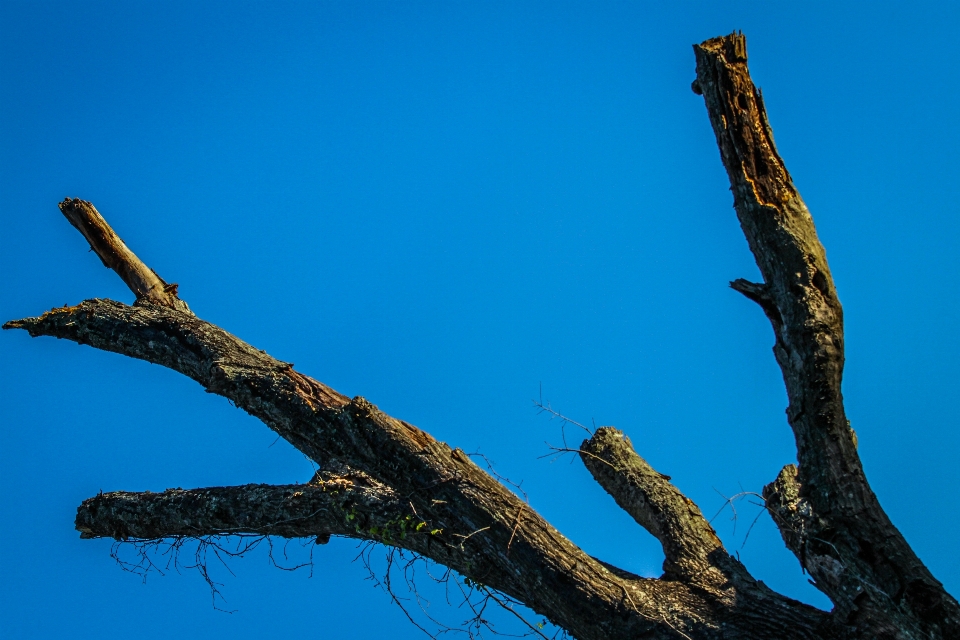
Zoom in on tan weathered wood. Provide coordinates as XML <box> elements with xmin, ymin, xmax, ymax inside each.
<box><xmin>59</xmin><ymin>198</ymin><xmax>192</xmax><ymax>314</ymax></box>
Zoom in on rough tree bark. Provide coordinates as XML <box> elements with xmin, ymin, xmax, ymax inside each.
<box><xmin>5</xmin><ymin>33</ymin><xmax>957</xmax><ymax>640</ymax></box>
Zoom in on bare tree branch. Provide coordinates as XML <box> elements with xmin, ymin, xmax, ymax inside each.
<box><xmin>5</xmin><ymin>300</ymin><xmax>749</xmax><ymax>640</ymax></box>
<box><xmin>693</xmin><ymin>32</ymin><xmax>960</xmax><ymax>636</ymax></box>
<box><xmin>579</xmin><ymin>428</ymin><xmax>738</xmax><ymax>586</ymax></box>
<box><xmin>59</xmin><ymin>198</ymin><xmax>192</xmax><ymax>313</ymax></box>
<box><xmin>75</xmin><ymin>471</ymin><xmax>404</xmax><ymax>541</ymax></box>
<box><xmin>5</xmin><ymin>296</ymin><xmax>832</xmax><ymax>639</ymax></box>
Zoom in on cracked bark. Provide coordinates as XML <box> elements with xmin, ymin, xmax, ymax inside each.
<box><xmin>580</xmin><ymin>428</ymin><xmax>732</xmax><ymax>584</ymax></box>
<box><xmin>694</xmin><ymin>32</ymin><xmax>960</xmax><ymax>639</ymax></box>
<box><xmin>6</xmin><ymin>297</ymin><xmax>828</xmax><ymax>640</ymax></box>
<box><xmin>75</xmin><ymin>471</ymin><xmax>399</xmax><ymax>541</ymax></box>
<box><xmin>5</xmin><ymin>32</ymin><xmax>956</xmax><ymax>640</ymax></box>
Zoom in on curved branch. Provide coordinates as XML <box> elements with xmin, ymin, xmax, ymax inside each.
<box><xmin>10</xmin><ymin>31</ymin><xmax>903</xmax><ymax>634</ymax></box>
<box><xmin>694</xmin><ymin>32</ymin><xmax>960</xmax><ymax>636</ymax></box>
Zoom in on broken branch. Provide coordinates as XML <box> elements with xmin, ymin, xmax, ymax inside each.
<box><xmin>59</xmin><ymin>198</ymin><xmax>192</xmax><ymax>313</ymax></box>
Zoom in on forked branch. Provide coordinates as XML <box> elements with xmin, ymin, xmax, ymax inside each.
<box><xmin>5</xmin><ymin>205</ymin><xmax>831</xmax><ymax>639</ymax></box>
<box><xmin>694</xmin><ymin>33</ymin><xmax>960</xmax><ymax>635</ymax></box>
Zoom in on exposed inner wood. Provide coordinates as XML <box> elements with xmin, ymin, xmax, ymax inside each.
<box><xmin>59</xmin><ymin>198</ymin><xmax>192</xmax><ymax>314</ymax></box>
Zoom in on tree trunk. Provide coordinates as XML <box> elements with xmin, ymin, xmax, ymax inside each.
<box><xmin>5</xmin><ymin>33</ymin><xmax>957</xmax><ymax>640</ymax></box>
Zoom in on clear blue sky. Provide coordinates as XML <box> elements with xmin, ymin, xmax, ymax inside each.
<box><xmin>2</xmin><ymin>2</ymin><xmax>958</xmax><ymax>638</ymax></box>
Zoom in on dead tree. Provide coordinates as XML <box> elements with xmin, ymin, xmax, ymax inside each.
<box><xmin>6</xmin><ymin>33</ymin><xmax>958</xmax><ymax>640</ymax></box>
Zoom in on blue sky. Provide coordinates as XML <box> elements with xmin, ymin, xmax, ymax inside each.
<box><xmin>2</xmin><ymin>2</ymin><xmax>959</xmax><ymax>638</ymax></box>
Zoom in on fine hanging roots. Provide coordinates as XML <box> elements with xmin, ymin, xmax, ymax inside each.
<box><xmin>111</xmin><ymin>534</ymin><xmax>566</xmax><ymax>639</ymax></box>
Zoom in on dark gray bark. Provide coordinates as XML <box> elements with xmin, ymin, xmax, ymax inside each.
<box><xmin>76</xmin><ymin>471</ymin><xmax>398</xmax><ymax>540</ymax></box>
<box><xmin>5</xmin><ymin>32</ymin><xmax>956</xmax><ymax>640</ymax></box>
